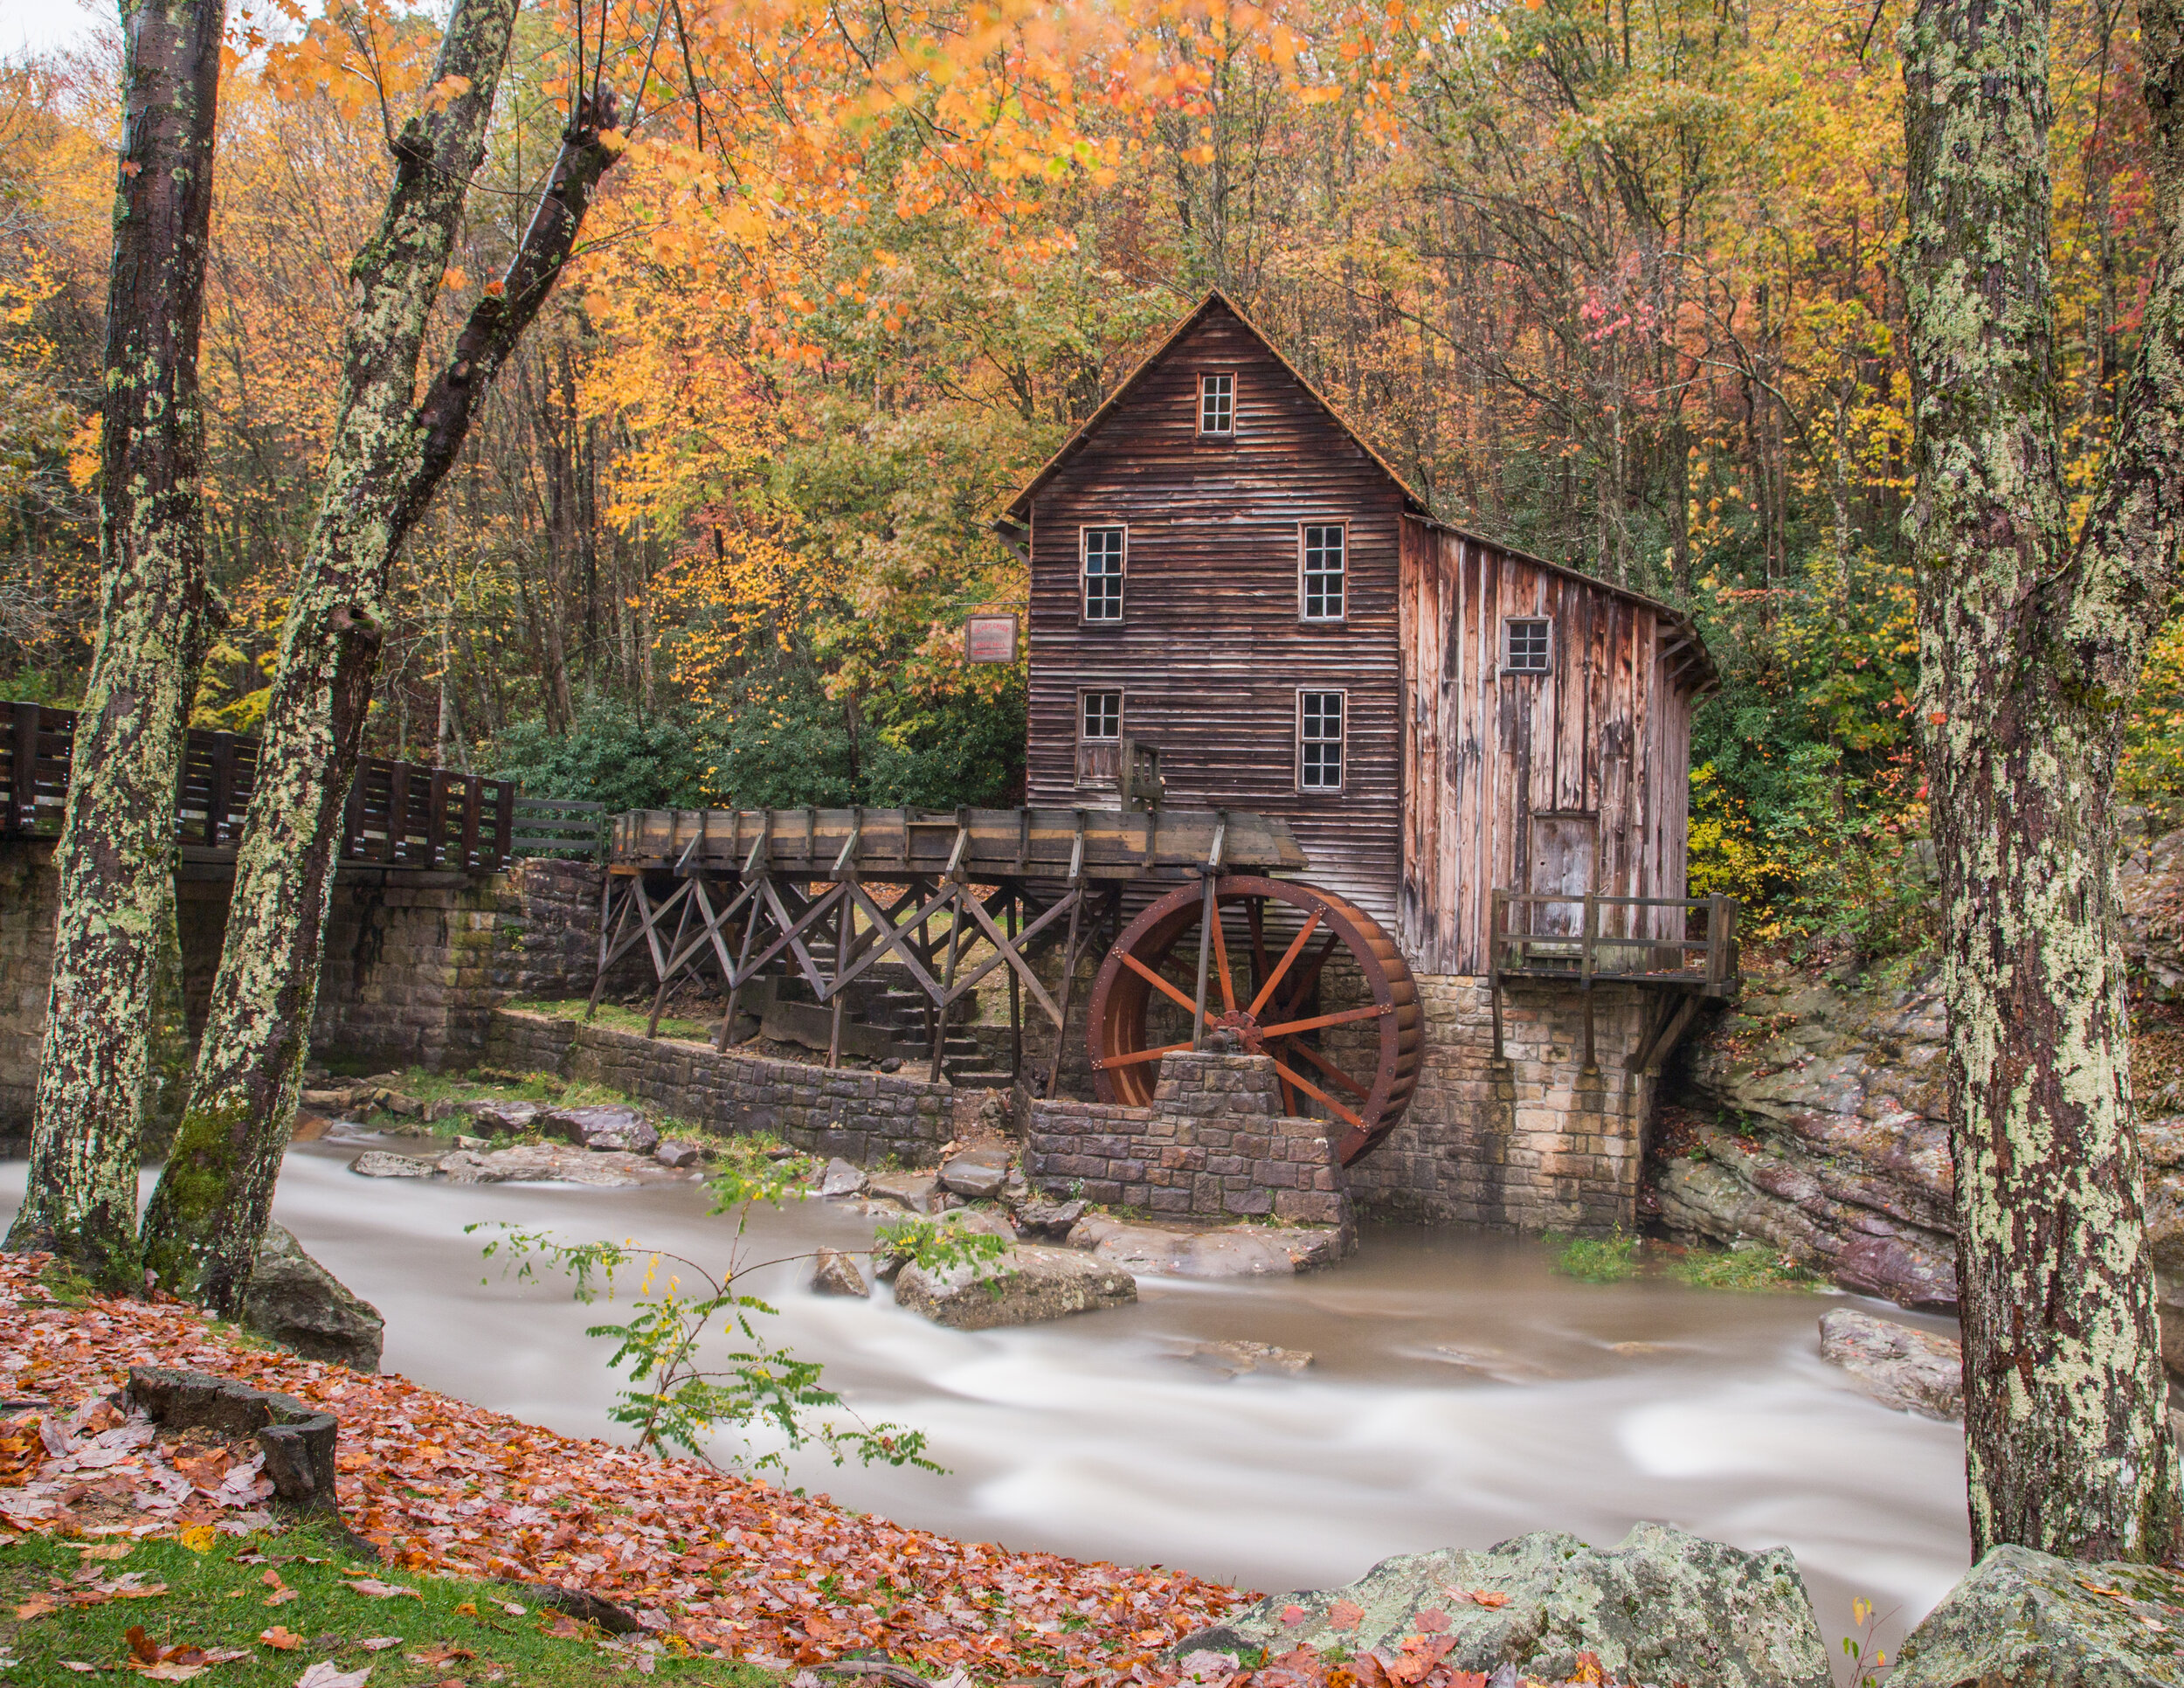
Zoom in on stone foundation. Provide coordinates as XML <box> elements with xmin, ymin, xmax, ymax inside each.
<box><xmin>1345</xmin><ymin>975</ymin><xmax>1658</xmax><ymax>1235</ymax></box>
<box><xmin>486</xmin><ymin>1008</ymin><xmax>954</xmax><ymax>1167</ymax></box>
<box><xmin>1026</xmin><ymin>1048</ymin><xmax>1348</xmax><ymax>1227</ymax></box>
<box><xmin>0</xmin><ymin>846</ymin><xmax>642</xmax><ymax>1129</ymax></box>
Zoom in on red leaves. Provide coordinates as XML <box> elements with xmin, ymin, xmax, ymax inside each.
<box><xmin>0</xmin><ymin>1252</ymin><xmax>1244</xmax><ymax>1681</ymax></box>
<box><xmin>1326</xmin><ymin>1599</ymin><xmax>1365</xmax><ymax>1631</ymax></box>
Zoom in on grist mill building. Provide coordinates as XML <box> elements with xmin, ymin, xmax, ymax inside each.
<box><xmin>996</xmin><ymin>290</ymin><xmax>1731</xmax><ymax>1232</ymax></box>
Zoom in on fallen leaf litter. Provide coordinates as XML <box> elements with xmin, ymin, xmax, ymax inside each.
<box><xmin>0</xmin><ymin>1254</ymin><xmax>1658</xmax><ymax>1686</ymax></box>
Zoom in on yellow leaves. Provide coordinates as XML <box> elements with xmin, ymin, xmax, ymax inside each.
<box><xmin>176</xmin><ymin>1526</ymin><xmax>217</xmax><ymax>1553</ymax></box>
<box><xmin>423</xmin><ymin>73</ymin><xmax>473</xmax><ymax>110</ymax></box>
<box><xmin>66</xmin><ymin>412</ymin><xmax>100</xmax><ymax>491</ymax></box>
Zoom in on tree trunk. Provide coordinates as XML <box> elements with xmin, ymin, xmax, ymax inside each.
<box><xmin>8</xmin><ymin>0</ymin><xmax>225</xmax><ymax>1285</ymax></box>
<box><xmin>1902</xmin><ymin>0</ymin><xmax>2184</xmax><ymax>1562</ymax></box>
<box><xmin>139</xmin><ymin>17</ymin><xmax>621</xmax><ymax>1311</ymax></box>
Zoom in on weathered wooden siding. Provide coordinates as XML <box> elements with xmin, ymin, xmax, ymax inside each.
<box><xmin>1023</xmin><ymin>301</ymin><xmax>1407</xmax><ymax>925</ymax></box>
<box><xmin>1397</xmin><ymin>520</ymin><xmax>1705</xmax><ymax>975</ymax></box>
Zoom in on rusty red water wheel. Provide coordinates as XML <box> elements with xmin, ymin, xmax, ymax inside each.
<box><xmin>1086</xmin><ymin>875</ymin><xmax>1422</xmax><ymax>1165</ymax></box>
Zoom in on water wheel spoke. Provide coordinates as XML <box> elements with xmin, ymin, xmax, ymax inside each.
<box><xmin>1092</xmin><ymin>1040</ymin><xmax>1195</xmax><ymax>1071</ymax></box>
<box><xmin>1120</xmin><ymin>950</ymin><xmax>1201</xmax><ymax>1016</ymax></box>
<box><xmin>1209</xmin><ymin>899</ymin><xmax>1237</xmax><ymax>1013</ymax></box>
<box><xmin>1278</xmin><ymin>1036</ymin><xmax>1372</xmax><ymax>1100</ymax></box>
<box><xmin>1258</xmin><ymin>1002</ymin><xmax>1392</xmax><ymax>1040</ymax></box>
<box><xmin>1246</xmin><ymin>909</ymin><xmax>1323</xmax><ymax>1018</ymax></box>
<box><xmin>1248</xmin><ymin>896</ymin><xmax>1269</xmax><ymax>1002</ymax></box>
<box><xmin>1285</xmin><ymin>930</ymin><xmax>1343</xmax><ymax>1008</ymax></box>
<box><xmin>1268</xmin><ymin>1058</ymin><xmax>1366</xmax><ymax>1132</ymax></box>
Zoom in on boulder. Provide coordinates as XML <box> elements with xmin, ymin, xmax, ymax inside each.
<box><xmin>1067</xmin><ymin>1215</ymin><xmax>1305</xmax><ymax>1278</ymax></box>
<box><xmin>655</xmin><ymin>1138</ymin><xmax>702</xmax><ymax>1169</ymax></box>
<box><xmin>939</xmin><ymin>1150</ymin><xmax>1011</xmax><ymax>1200</ymax></box>
<box><xmin>349</xmin><ymin>1151</ymin><xmax>439</xmax><ymax>1179</ymax></box>
<box><xmin>1174</xmin><ymin>1523</ymin><xmax>1830</xmax><ymax>1688</ymax></box>
<box><xmin>462</xmin><ymin>1098</ymin><xmax>545</xmax><ymax>1134</ymax></box>
<box><xmin>867</xmin><ymin>1171</ymin><xmax>943</xmax><ymax>1214</ymax></box>
<box><xmin>538</xmin><ymin>1104</ymin><xmax>656</xmax><ymax>1153</ymax></box>
<box><xmin>243</xmin><ymin>1225</ymin><xmax>384</xmax><ymax>1372</ymax></box>
<box><xmin>1184</xmin><ymin>1339</ymin><xmax>1312</xmax><ymax>1377</ymax></box>
<box><xmin>1817</xmin><ymin>1309</ymin><xmax>1961</xmax><ymax>1420</ymax></box>
<box><xmin>1010</xmin><ymin>1195</ymin><xmax>1087</xmax><ymax>1240</ymax></box>
<box><xmin>299</xmin><ymin>1088</ymin><xmax>353</xmax><ymax>1110</ymax></box>
<box><xmin>288</xmin><ymin>1112</ymin><xmax>332</xmax><ymax>1142</ymax></box>
<box><xmin>382</xmin><ymin>1092</ymin><xmax>426</xmax><ymax>1117</ymax></box>
<box><xmin>1891</xmin><ymin>1544</ymin><xmax>2184</xmax><ymax>1685</ymax></box>
<box><xmin>819</xmin><ymin>1158</ymin><xmax>867</xmax><ymax>1199</ymax></box>
<box><xmin>895</xmin><ymin>1243</ymin><xmax>1136</xmax><ymax>1330</ymax></box>
<box><xmin>810</xmin><ymin>1249</ymin><xmax>871</xmax><ymax>1297</ymax></box>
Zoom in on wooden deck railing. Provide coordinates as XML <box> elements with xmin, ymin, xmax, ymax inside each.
<box><xmin>1489</xmin><ymin>889</ymin><xmax>1740</xmax><ymax>996</ymax></box>
<box><xmin>1</xmin><ymin>699</ymin><xmax>525</xmax><ymax>874</ymax></box>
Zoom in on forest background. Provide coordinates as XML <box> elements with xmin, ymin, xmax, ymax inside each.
<box><xmin>2</xmin><ymin>0</ymin><xmax>2173</xmax><ymax>963</ymax></box>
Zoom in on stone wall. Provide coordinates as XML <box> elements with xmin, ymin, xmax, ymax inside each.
<box><xmin>0</xmin><ymin>846</ymin><xmax>644</xmax><ymax>1128</ymax></box>
<box><xmin>486</xmin><ymin>1007</ymin><xmax>955</xmax><ymax>1167</ymax></box>
<box><xmin>1026</xmin><ymin>1047</ymin><xmax>1349</xmax><ymax>1227</ymax></box>
<box><xmin>1344</xmin><ymin>975</ymin><xmax>1658</xmax><ymax>1235</ymax></box>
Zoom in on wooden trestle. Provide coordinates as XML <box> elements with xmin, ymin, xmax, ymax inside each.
<box><xmin>592</xmin><ymin>806</ymin><xmax>1308</xmax><ymax>1085</ymax></box>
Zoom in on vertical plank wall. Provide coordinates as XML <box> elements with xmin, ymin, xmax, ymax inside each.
<box><xmin>1022</xmin><ymin>301</ymin><xmax>1408</xmax><ymax>925</ymax></box>
<box><xmin>1398</xmin><ymin>520</ymin><xmax>1704</xmax><ymax>975</ymax></box>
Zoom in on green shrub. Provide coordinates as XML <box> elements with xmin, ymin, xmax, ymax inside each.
<box><xmin>1669</xmin><ymin>1245</ymin><xmax>1813</xmax><ymax>1292</ymax></box>
<box><xmin>1549</xmin><ymin>1230</ymin><xmax>1641</xmax><ymax>1283</ymax></box>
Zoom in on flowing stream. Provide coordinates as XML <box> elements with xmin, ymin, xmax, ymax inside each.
<box><xmin>1</xmin><ymin>1136</ymin><xmax>1970</xmax><ymax>1664</ymax></box>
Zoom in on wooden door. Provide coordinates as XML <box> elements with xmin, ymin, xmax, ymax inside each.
<box><xmin>1527</xmin><ymin>813</ymin><xmax>1597</xmax><ymax>937</ymax></box>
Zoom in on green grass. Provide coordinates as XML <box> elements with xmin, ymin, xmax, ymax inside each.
<box><xmin>1547</xmin><ymin>1231</ymin><xmax>1641</xmax><ymax>1283</ymax></box>
<box><xmin>1667</xmin><ymin>1245</ymin><xmax>1814</xmax><ymax>1292</ymax></box>
<box><xmin>507</xmin><ymin>998</ymin><xmax>718</xmax><ymax>1043</ymax></box>
<box><xmin>0</xmin><ymin>1521</ymin><xmax>778</xmax><ymax>1685</ymax></box>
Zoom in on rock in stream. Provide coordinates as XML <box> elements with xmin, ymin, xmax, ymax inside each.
<box><xmin>1176</xmin><ymin>1523</ymin><xmax>1831</xmax><ymax>1688</ymax></box>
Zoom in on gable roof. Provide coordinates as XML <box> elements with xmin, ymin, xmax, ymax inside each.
<box><xmin>993</xmin><ymin>288</ymin><xmax>1715</xmax><ymax>694</ymax></box>
<box><xmin>995</xmin><ymin>288</ymin><xmax>1431</xmax><ymax>521</ymax></box>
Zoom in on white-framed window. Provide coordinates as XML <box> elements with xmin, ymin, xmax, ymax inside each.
<box><xmin>1081</xmin><ymin>688</ymin><xmax>1123</xmax><ymax>742</ymax></box>
<box><xmin>1297</xmin><ymin>689</ymin><xmax>1345</xmax><ymax>792</ymax></box>
<box><xmin>1301</xmin><ymin>524</ymin><xmax>1345</xmax><ymax>621</ymax></box>
<box><xmin>1082</xmin><ymin>526</ymin><xmax>1125</xmax><ymax>622</ymax></box>
<box><xmin>1199</xmin><ymin>372</ymin><xmax>1235</xmax><ymax>436</ymax></box>
<box><xmin>1504</xmin><ymin>617</ymin><xmax>1552</xmax><ymax>674</ymax></box>
<box><xmin>1075</xmin><ymin>688</ymin><xmax>1123</xmax><ymax>786</ymax></box>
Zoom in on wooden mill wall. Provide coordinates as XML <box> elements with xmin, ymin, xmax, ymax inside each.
<box><xmin>1396</xmin><ymin>520</ymin><xmax>1704</xmax><ymax>976</ymax></box>
<box><xmin>1022</xmin><ymin>302</ymin><xmax>1407</xmax><ymax>926</ymax></box>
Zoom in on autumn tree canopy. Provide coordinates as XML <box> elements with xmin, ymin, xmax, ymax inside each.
<box><xmin>0</xmin><ymin>0</ymin><xmax>2167</xmax><ymax>958</ymax></box>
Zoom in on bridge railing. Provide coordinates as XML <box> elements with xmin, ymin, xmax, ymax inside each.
<box><xmin>2</xmin><ymin>699</ymin><xmax>525</xmax><ymax>874</ymax></box>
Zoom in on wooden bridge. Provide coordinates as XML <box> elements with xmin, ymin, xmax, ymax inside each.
<box><xmin>0</xmin><ymin>700</ymin><xmax>604</xmax><ymax>879</ymax></box>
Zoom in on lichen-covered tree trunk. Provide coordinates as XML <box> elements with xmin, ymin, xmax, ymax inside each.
<box><xmin>7</xmin><ymin>0</ymin><xmax>225</xmax><ymax>1286</ymax></box>
<box><xmin>139</xmin><ymin>4</ymin><xmax>620</xmax><ymax>1312</ymax></box>
<box><xmin>1902</xmin><ymin>0</ymin><xmax>2184</xmax><ymax>1561</ymax></box>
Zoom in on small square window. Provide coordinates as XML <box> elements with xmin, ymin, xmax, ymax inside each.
<box><xmin>1083</xmin><ymin>528</ymin><xmax>1125</xmax><ymax>622</ymax></box>
<box><xmin>1082</xmin><ymin>690</ymin><xmax>1122</xmax><ymax>741</ymax></box>
<box><xmin>1302</xmin><ymin>525</ymin><xmax>1345</xmax><ymax>620</ymax></box>
<box><xmin>1199</xmin><ymin>373</ymin><xmax>1234</xmax><ymax>436</ymax></box>
<box><xmin>1505</xmin><ymin>617</ymin><xmax>1552</xmax><ymax>674</ymax></box>
<box><xmin>1299</xmin><ymin>690</ymin><xmax>1344</xmax><ymax>792</ymax></box>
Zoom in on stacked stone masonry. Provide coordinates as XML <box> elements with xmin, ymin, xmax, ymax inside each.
<box><xmin>1344</xmin><ymin>976</ymin><xmax>1657</xmax><ymax>1235</ymax></box>
<box><xmin>487</xmin><ymin>1008</ymin><xmax>953</xmax><ymax>1167</ymax></box>
<box><xmin>1026</xmin><ymin>1048</ymin><xmax>1348</xmax><ymax>1227</ymax></box>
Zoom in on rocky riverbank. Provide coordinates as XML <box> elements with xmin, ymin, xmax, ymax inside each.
<box><xmin>1650</xmin><ymin>958</ymin><xmax>2184</xmax><ymax>1373</ymax></box>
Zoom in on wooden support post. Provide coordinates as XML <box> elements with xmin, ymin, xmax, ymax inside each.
<box><xmin>1042</xmin><ymin>826</ymin><xmax>1088</xmax><ymax>1100</ymax></box>
<box><xmin>586</xmin><ymin>875</ymin><xmax>629</xmax><ymax>1019</ymax></box>
<box><xmin>1489</xmin><ymin>888</ymin><xmax>1507</xmax><ymax>1062</ymax></box>
<box><xmin>209</xmin><ymin>731</ymin><xmax>236</xmax><ymax>847</ymax></box>
<box><xmin>717</xmin><ymin>872</ymin><xmax>765</xmax><ymax>1051</ymax></box>
<box><xmin>1580</xmin><ymin>890</ymin><xmax>1598</xmax><ymax>1071</ymax></box>
<box><xmin>1191</xmin><ymin>872</ymin><xmax>1216</xmax><ymax>1050</ymax></box>
<box><xmin>826</xmin><ymin>874</ymin><xmax>854</xmax><ymax>1069</ymax></box>
<box><xmin>645</xmin><ymin>888</ymin><xmax>698</xmax><ymax>1039</ymax></box>
<box><xmin>1705</xmin><ymin>894</ymin><xmax>1730</xmax><ymax>993</ymax></box>
<box><xmin>1007</xmin><ymin>890</ymin><xmax>1022</xmax><ymax>1081</ymax></box>
<box><xmin>930</xmin><ymin>875</ymin><xmax>968</xmax><ymax>1084</ymax></box>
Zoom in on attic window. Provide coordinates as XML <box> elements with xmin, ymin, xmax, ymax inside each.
<box><xmin>1504</xmin><ymin>617</ymin><xmax>1552</xmax><ymax>675</ymax></box>
<box><xmin>1199</xmin><ymin>372</ymin><xmax>1234</xmax><ymax>436</ymax></box>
